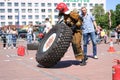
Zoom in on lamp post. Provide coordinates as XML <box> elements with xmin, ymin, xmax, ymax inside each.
<box><xmin>108</xmin><ymin>10</ymin><xmax>112</xmax><ymax>39</ymax></box>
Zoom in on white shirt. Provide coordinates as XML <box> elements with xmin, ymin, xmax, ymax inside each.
<box><xmin>44</xmin><ymin>21</ymin><xmax>52</xmax><ymax>33</ymax></box>
<box><xmin>27</xmin><ymin>27</ymin><xmax>33</xmax><ymax>34</ymax></box>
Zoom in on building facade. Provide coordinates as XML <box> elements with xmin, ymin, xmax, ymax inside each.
<box><xmin>0</xmin><ymin>0</ymin><xmax>106</xmax><ymax>27</ymax></box>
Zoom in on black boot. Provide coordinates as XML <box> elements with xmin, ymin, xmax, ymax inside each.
<box><xmin>80</xmin><ymin>55</ymin><xmax>88</xmax><ymax>66</ymax></box>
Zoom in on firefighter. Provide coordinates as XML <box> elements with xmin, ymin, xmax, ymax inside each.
<box><xmin>56</xmin><ymin>2</ymin><xmax>87</xmax><ymax>66</ymax></box>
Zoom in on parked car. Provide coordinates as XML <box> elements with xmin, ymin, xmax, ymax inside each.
<box><xmin>110</xmin><ymin>29</ymin><xmax>116</xmax><ymax>37</ymax></box>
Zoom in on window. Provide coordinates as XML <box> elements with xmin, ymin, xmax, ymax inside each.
<box><xmin>14</xmin><ymin>9</ymin><xmax>19</xmax><ymax>13</ymax></box>
<box><xmin>0</xmin><ymin>16</ymin><xmax>5</xmax><ymax>20</ymax></box>
<box><xmin>0</xmin><ymin>2</ymin><xmax>4</xmax><ymax>6</ymax></box>
<box><xmin>22</xmin><ymin>21</ymin><xmax>26</xmax><ymax>25</ymax></box>
<box><xmin>8</xmin><ymin>15</ymin><xmax>12</xmax><ymax>19</ymax></box>
<box><xmin>21</xmin><ymin>9</ymin><xmax>26</xmax><ymax>13</ymax></box>
<box><xmin>95</xmin><ymin>4</ymin><xmax>98</xmax><ymax>6</ymax></box>
<box><xmin>8</xmin><ymin>9</ymin><xmax>12</xmax><ymax>13</ymax></box>
<box><xmin>41</xmin><ymin>9</ymin><xmax>45</xmax><ymax>13</ymax></box>
<box><xmin>14</xmin><ymin>2</ymin><xmax>19</xmax><ymax>7</ymax></box>
<box><xmin>89</xmin><ymin>3</ymin><xmax>93</xmax><ymax>7</ymax></box>
<box><xmin>84</xmin><ymin>3</ymin><xmax>87</xmax><ymax>7</ymax></box>
<box><xmin>47</xmin><ymin>3</ymin><xmax>51</xmax><ymax>7</ymax></box>
<box><xmin>55</xmin><ymin>15</ymin><xmax>58</xmax><ymax>19</ymax></box>
<box><xmin>22</xmin><ymin>15</ymin><xmax>26</xmax><ymax>19</ymax></box>
<box><xmin>1</xmin><ymin>22</ymin><xmax>5</xmax><ymax>26</ymax></box>
<box><xmin>28</xmin><ymin>15</ymin><xmax>32</xmax><ymax>19</ymax></box>
<box><xmin>35</xmin><ymin>9</ymin><xmax>39</xmax><ymax>13</ymax></box>
<box><xmin>28</xmin><ymin>3</ymin><xmax>32</xmax><ymax>7</ymax></box>
<box><xmin>54</xmin><ymin>9</ymin><xmax>58</xmax><ymax>12</ymax></box>
<box><xmin>0</xmin><ymin>9</ymin><xmax>5</xmax><ymax>13</ymax></box>
<box><xmin>35</xmin><ymin>15</ymin><xmax>39</xmax><ymax>19</ymax></box>
<box><xmin>72</xmin><ymin>3</ymin><xmax>76</xmax><ymax>7</ymax></box>
<box><xmin>15</xmin><ymin>15</ymin><xmax>18</xmax><ymax>19</ymax></box>
<box><xmin>42</xmin><ymin>15</ymin><xmax>45</xmax><ymax>19</ymax></box>
<box><xmin>54</xmin><ymin>3</ymin><xmax>57</xmax><ymax>7</ymax></box>
<box><xmin>48</xmin><ymin>9</ymin><xmax>52</xmax><ymax>13</ymax></box>
<box><xmin>66</xmin><ymin>3</ymin><xmax>70</xmax><ymax>7</ymax></box>
<box><xmin>35</xmin><ymin>3</ymin><xmax>39</xmax><ymax>7</ymax></box>
<box><xmin>78</xmin><ymin>3</ymin><xmax>81</xmax><ymax>7</ymax></box>
<box><xmin>28</xmin><ymin>9</ymin><xmax>32</xmax><ymax>13</ymax></box>
<box><xmin>7</xmin><ymin>2</ymin><xmax>12</xmax><ymax>7</ymax></box>
<box><xmin>21</xmin><ymin>3</ymin><xmax>25</xmax><ymax>7</ymax></box>
<box><xmin>48</xmin><ymin>15</ymin><xmax>51</xmax><ymax>18</ymax></box>
<box><xmin>8</xmin><ymin>22</ymin><xmax>12</xmax><ymax>25</ymax></box>
<box><xmin>41</xmin><ymin>3</ymin><xmax>45</xmax><ymax>7</ymax></box>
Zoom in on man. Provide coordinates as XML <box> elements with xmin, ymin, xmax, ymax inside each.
<box><xmin>27</xmin><ymin>22</ymin><xmax>33</xmax><ymax>43</ymax></box>
<box><xmin>43</xmin><ymin>18</ymin><xmax>52</xmax><ymax>34</ymax></box>
<box><xmin>80</xmin><ymin>7</ymin><xmax>98</xmax><ymax>65</ymax></box>
<box><xmin>116</xmin><ymin>24</ymin><xmax>120</xmax><ymax>44</ymax></box>
<box><xmin>56</xmin><ymin>3</ymin><xmax>84</xmax><ymax>63</ymax></box>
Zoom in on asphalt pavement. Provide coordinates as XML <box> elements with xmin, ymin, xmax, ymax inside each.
<box><xmin>0</xmin><ymin>39</ymin><xmax>120</xmax><ymax>80</ymax></box>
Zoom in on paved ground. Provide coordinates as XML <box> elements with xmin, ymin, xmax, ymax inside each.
<box><xmin>0</xmin><ymin>39</ymin><xmax>120</xmax><ymax>80</ymax></box>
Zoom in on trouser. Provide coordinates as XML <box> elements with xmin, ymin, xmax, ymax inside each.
<box><xmin>2</xmin><ymin>36</ymin><xmax>6</xmax><ymax>47</ymax></box>
<box><xmin>12</xmin><ymin>35</ymin><xmax>17</xmax><ymax>47</ymax></box>
<box><xmin>72</xmin><ymin>30</ymin><xmax>84</xmax><ymax>60</ymax></box>
<box><xmin>83</xmin><ymin>32</ymin><xmax>97</xmax><ymax>56</ymax></box>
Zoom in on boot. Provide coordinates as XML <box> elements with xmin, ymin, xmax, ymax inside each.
<box><xmin>79</xmin><ymin>55</ymin><xmax>88</xmax><ymax>66</ymax></box>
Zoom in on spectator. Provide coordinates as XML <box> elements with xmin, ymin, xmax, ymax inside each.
<box><xmin>27</xmin><ymin>22</ymin><xmax>33</xmax><ymax>44</ymax></box>
<box><xmin>1</xmin><ymin>27</ymin><xmax>7</xmax><ymax>49</ymax></box>
<box><xmin>6</xmin><ymin>26</ymin><xmax>13</xmax><ymax>49</ymax></box>
<box><xmin>11</xmin><ymin>27</ymin><xmax>18</xmax><ymax>49</ymax></box>
<box><xmin>80</xmin><ymin>7</ymin><xmax>98</xmax><ymax>65</ymax></box>
<box><xmin>116</xmin><ymin>24</ymin><xmax>120</xmax><ymax>44</ymax></box>
<box><xmin>43</xmin><ymin>18</ymin><xmax>52</xmax><ymax>34</ymax></box>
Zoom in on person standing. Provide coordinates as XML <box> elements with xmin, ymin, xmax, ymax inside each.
<box><xmin>43</xmin><ymin>18</ymin><xmax>52</xmax><ymax>34</ymax></box>
<box><xmin>80</xmin><ymin>7</ymin><xmax>98</xmax><ymax>65</ymax></box>
<box><xmin>27</xmin><ymin>22</ymin><xmax>33</xmax><ymax>44</ymax></box>
<box><xmin>11</xmin><ymin>27</ymin><xmax>18</xmax><ymax>48</ymax></box>
<box><xmin>56</xmin><ymin>3</ymin><xmax>84</xmax><ymax>63</ymax></box>
<box><xmin>1</xmin><ymin>27</ymin><xmax>7</xmax><ymax>49</ymax></box>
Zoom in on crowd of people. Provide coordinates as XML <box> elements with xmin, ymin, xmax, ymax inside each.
<box><xmin>0</xmin><ymin>25</ymin><xmax>18</xmax><ymax>49</ymax></box>
<box><xmin>0</xmin><ymin>18</ymin><xmax>52</xmax><ymax>49</ymax></box>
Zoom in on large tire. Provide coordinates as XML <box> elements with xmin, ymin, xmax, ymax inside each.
<box><xmin>36</xmin><ymin>23</ymin><xmax>73</xmax><ymax>68</ymax></box>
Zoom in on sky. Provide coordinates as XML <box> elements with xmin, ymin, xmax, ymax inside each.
<box><xmin>106</xmin><ymin>0</ymin><xmax>120</xmax><ymax>11</ymax></box>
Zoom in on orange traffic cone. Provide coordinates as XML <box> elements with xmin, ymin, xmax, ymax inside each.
<box><xmin>108</xmin><ymin>39</ymin><xmax>116</xmax><ymax>53</ymax></box>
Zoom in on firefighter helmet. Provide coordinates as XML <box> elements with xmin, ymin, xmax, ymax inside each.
<box><xmin>56</xmin><ymin>2</ymin><xmax>69</xmax><ymax>13</ymax></box>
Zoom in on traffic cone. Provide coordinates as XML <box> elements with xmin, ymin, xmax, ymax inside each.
<box><xmin>108</xmin><ymin>39</ymin><xmax>116</xmax><ymax>53</ymax></box>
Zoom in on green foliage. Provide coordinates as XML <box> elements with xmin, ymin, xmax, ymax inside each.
<box><xmin>92</xmin><ymin>4</ymin><xmax>120</xmax><ymax>30</ymax></box>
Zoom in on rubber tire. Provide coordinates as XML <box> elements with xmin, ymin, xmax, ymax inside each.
<box><xmin>36</xmin><ymin>23</ymin><xmax>73</xmax><ymax>68</ymax></box>
<box><xmin>27</xmin><ymin>41</ymin><xmax>39</xmax><ymax>50</ymax></box>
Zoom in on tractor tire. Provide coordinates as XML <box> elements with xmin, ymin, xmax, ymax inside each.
<box><xmin>27</xmin><ymin>41</ymin><xmax>39</xmax><ymax>50</ymax></box>
<box><xmin>36</xmin><ymin>23</ymin><xmax>73</xmax><ymax>68</ymax></box>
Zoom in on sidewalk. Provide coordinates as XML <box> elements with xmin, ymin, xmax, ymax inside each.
<box><xmin>0</xmin><ymin>40</ymin><xmax>120</xmax><ymax>80</ymax></box>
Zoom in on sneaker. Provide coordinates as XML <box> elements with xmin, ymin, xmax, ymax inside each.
<box><xmin>93</xmin><ymin>55</ymin><xmax>98</xmax><ymax>59</ymax></box>
<box><xmin>80</xmin><ymin>60</ymin><xmax>86</xmax><ymax>66</ymax></box>
<box><xmin>4</xmin><ymin>47</ymin><xmax>6</xmax><ymax>49</ymax></box>
<box><xmin>8</xmin><ymin>47</ymin><xmax>11</xmax><ymax>49</ymax></box>
<box><xmin>13</xmin><ymin>47</ymin><xmax>16</xmax><ymax>49</ymax></box>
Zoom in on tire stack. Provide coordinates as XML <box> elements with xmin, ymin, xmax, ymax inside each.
<box><xmin>27</xmin><ymin>41</ymin><xmax>40</xmax><ymax>50</ymax></box>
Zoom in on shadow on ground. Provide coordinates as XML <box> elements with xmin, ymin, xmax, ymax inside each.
<box><xmin>52</xmin><ymin>60</ymin><xmax>80</xmax><ymax>68</ymax></box>
<box><xmin>37</xmin><ymin>60</ymin><xmax>80</xmax><ymax>69</ymax></box>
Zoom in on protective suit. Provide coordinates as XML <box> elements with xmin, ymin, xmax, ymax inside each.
<box><xmin>56</xmin><ymin>3</ymin><xmax>84</xmax><ymax>60</ymax></box>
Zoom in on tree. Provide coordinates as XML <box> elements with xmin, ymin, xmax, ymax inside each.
<box><xmin>110</xmin><ymin>10</ymin><xmax>116</xmax><ymax>29</ymax></box>
<box><xmin>115</xmin><ymin>4</ymin><xmax>120</xmax><ymax>25</ymax></box>
<box><xmin>92</xmin><ymin>5</ymin><xmax>108</xmax><ymax>29</ymax></box>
